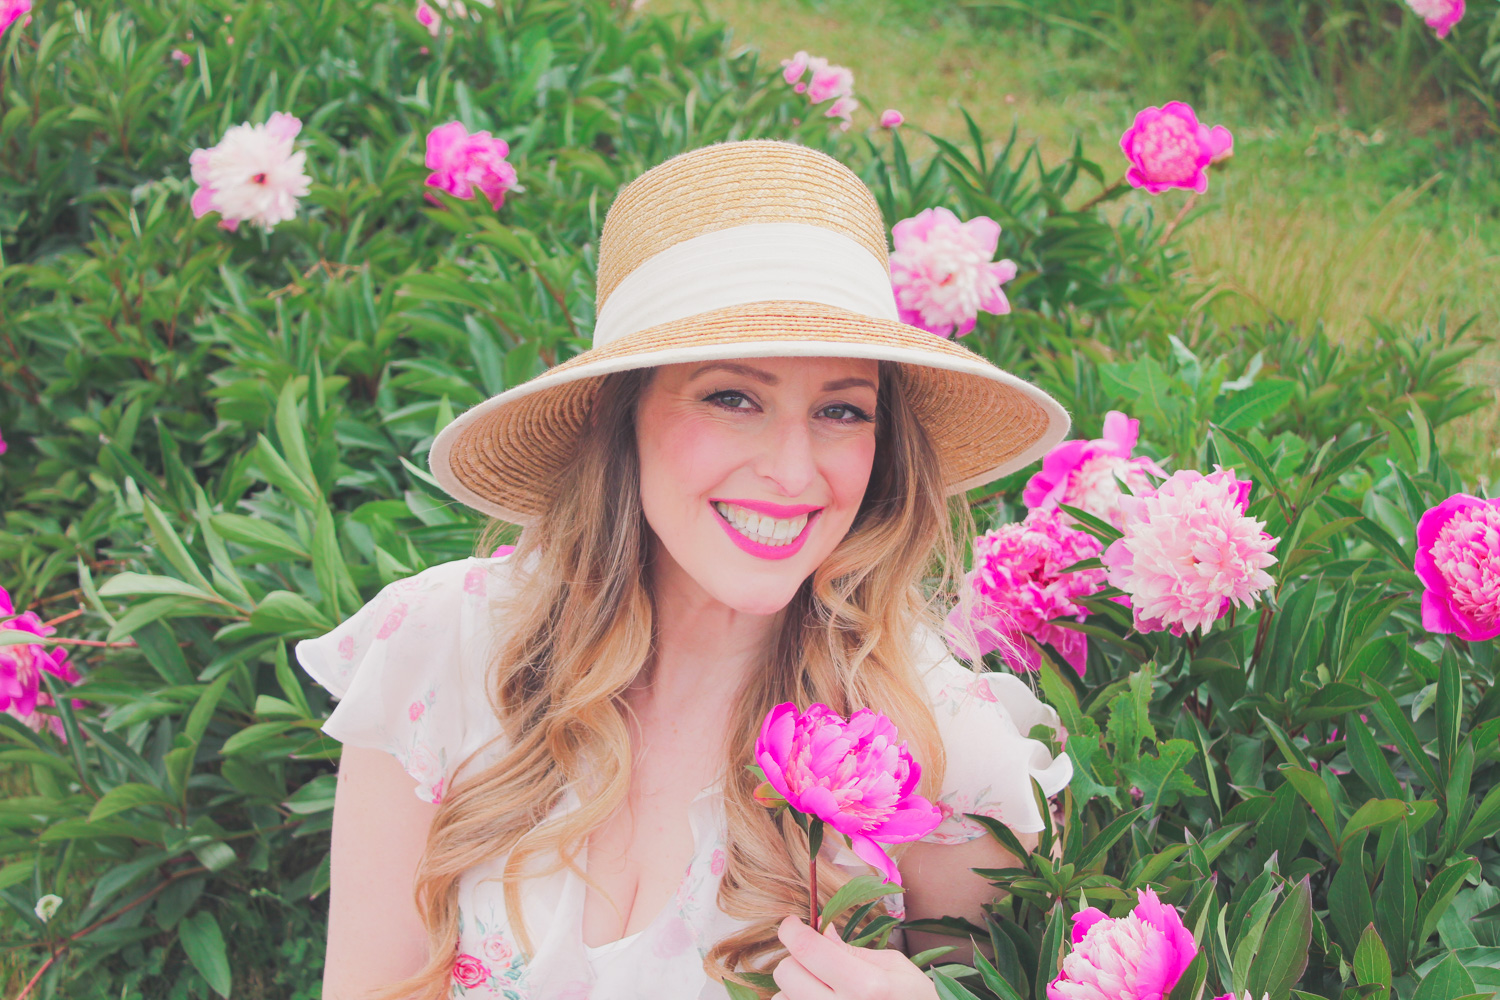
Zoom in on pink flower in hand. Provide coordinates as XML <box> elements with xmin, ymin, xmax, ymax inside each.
<box><xmin>189</xmin><ymin>111</ymin><xmax>311</xmax><ymax>232</ymax></box>
<box><xmin>1022</xmin><ymin>410</ymin><xmax>1166</xmax><ymax>527</ymax></box>
<box><xmin>1102</xmin><ymin>467</ymin><xmax>1279</xmax><ymax>636</ymax></box>
<box><xmin>946</xmin><ymin>508</ymin><xmax>1105</xmax><ymax>675</ymax></box>
<box><xmin>424</xmin><ymin>121</ymin><xmax>518</xmax><ymax>210</ymax></box>
<box><xmin>889</xmin><ymin>206</ymin><xmax>1017</xmax><ymax>338</ymax></box>
<box><xmin>1414</xmin><ymin>493</ymin><xmax>1500</xmax><ymax>642</ymax></box>
<box><xmin>0</xmin><ymin>0</ymin><xmax>32</xmax><ymax>37</ymax></box>
<box><xmin>754</xmin><ymin>703</ymin><xmax>941</xmax><ymax>886</ymax></box>
<box><xmin>1120</xmin><ymin>102</ymin><xmax>1232</xmax><ymax>194</ymax></box>
<box><xmin>451</xmin><ymin>954</ymin><xmax>490</xmax><ymax>988</ymax></box>
<box><xmin>1049</xmin><ymin>887</ymin><xmax>1197</xmax><ymax>1000</ymax></box>
<box><xmin>879</xmin><ymin>108</ymin><xmax>904</xmax><ymax>128</ymax></box>
<box><xmin>1404</xmin><ymin>0</ymin><xmax>1464</xmax><ymax>37</ymax></box>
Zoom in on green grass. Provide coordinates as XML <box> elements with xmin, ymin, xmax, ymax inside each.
<box><xmin>660</xmin><ymin>0</ymin><xmax>1500</xmax><ymax>485</ymax></box>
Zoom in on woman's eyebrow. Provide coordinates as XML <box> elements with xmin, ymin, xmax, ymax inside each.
<box><xmin>687</xmin><ymin>363</ymin><xmax>876</xmax><ymax>394</ymax></box>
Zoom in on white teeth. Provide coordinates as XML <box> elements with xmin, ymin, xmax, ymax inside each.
<box><xmin>712</xmin><ymin>502</ymin><xmax>811</xmax><ymax>547</ymax></box>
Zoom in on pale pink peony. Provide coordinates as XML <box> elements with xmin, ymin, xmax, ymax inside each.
<box><xmin>879</xmin><ymin>108</ymin><xmax>904</xmax><ymax>128</ymax></box>
<box><xmin>170</xmin><ymin>49</ymin><xmax>191</xmax><ymax>67</ymax></box>
<box><xmin>189</xmin><ymin>112</ymin><xmax>311</xmax><ymax>232</ymax></box>
<box><xmin>424</xmin><ymin>121</ymin><xmax>518</xmax><ymax>211</ymax></box>
<box><xmin>1049</xmin><ymin>887</ymin><xmax>1198</xmax><ymax>1000</ymax></box>
<box><xmin>889</xmin><ymin>206</ymin><xmax>1017</xmax><ymax>338</ymax></box>
<box><xmin>824</xmin><ymin>94</ymin><xmax>858</xmax><ymax>131</ymax></box>
<box><xmin>946</xmin><ymin>508</ymin><xmax>1105</xmax><ymax>675</ymax></box>
<box><xmin>804</xmin><ymin>56</ymin><xmax>854</xmax><ymax>104</ymax></box>
<box><xmin>451</xmin><ymin>954</ymin><xmax>490</xmax><ymax>989</ymax></box>
<box><xmin>780</xmin><ymin>50</ymin><xmax>810</xmax><ymax>87</ymax></box>
<box><xmin>415</xmin><ymin>0</ymin><xmax>440</xmax><ymax>36</ymax></box>
<box><xmin>1404</xmin><ymin>0</ymin><xmax>1464</xmax><ymax>37</ymax></box>
<box><xmin>1023</xmin><ymin>411</ymin><xmax>1166</xmax><ymax>527</ymax></box>
<box><xmin>755</xmin><ymin>703</ymin><xmax>942</xmax><ymax>886</ymax></box>
<box><xmin>1102</xmin><ymin>467</ymin><xmax>1279</xmax><ymax>636</ymax></box>
<box><xmin>1414</xmin><ymin>493</ymin><xmax>1500</xmax><ymax>642</ymax></box>
<box><xmin>0</xmin><ymin>586</ymin><xmax>81</xmax><ymax>741</ymax></box>
<box><xmin>0</xmin><ymin>0</ymin><xmax>32</xmax><ymax>37</ymax></box>
<box><xmin>1119</xmin><ymin>102</ymin><xmax>1232</xmax><ymax>195</ymax></box>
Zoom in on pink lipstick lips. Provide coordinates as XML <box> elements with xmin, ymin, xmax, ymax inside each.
<box><xmin>709</xmin><ymin>499</ymin><xmax>823</xmax><ymax>561</ymax></box>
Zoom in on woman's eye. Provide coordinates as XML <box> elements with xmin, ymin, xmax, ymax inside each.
<box><xmin>706</xmin><ymin>390</ymin><xmax>754</xmax><ymax>410</ymax></box>
<box><xmin>822</xmin><ymin>403</ymin><xmax>872</xmax><ymax>423</ymax></box>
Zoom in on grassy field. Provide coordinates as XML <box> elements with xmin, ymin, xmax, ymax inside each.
<box><xmin>660</xmin><ymin>0</ymin><xmax>1500</xmax><ymax>484</ymax></box>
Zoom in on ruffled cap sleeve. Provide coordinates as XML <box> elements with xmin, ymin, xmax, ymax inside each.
<box><xmin>293</xmin><ymin>556</ymin><xmax>512</xmax><ymax>804</ymax></box>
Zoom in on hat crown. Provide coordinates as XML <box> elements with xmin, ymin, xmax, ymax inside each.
<box><xmin>595</xmin><ymin>140</ymin><xmax>891</xmax><ymax>310</ymax></box>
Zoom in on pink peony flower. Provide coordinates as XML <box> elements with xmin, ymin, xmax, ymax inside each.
<box><xmin>1404</xmin><ymin>0</ymin><xmax>1464</xmax><ymax>37</ymax></box>
<box><xmin>491</xmin><ymin>544</ymin><xmax>515</xmax><ymax>558</ymax></box>
<box><xmin>0</xmin><ymin>425</ymin><xmax>7</xmax><ymax>454</ymax></box>
<box><xmin>780</xmin><ymin>50</ymin><xmax>810</xmax><ymax>87</ymax></box>
<box><xmin>1023</xmin><ymin>411</ymin><xmax>1166</xmax><ymax>527</ymax></box>
<box><xmin>424</xmin><ymin>121</ymin><xmax>518</xmax><ymax>211</ymax></box>
<box><xmin>1119</xmin><ymin>102</ymin><xmax>1232</xmax><ymax>195</ymax></box>
<box><xmin>1</xmin><ymin>0</ymin><xmax>32</xmax><ymax>37</ymax></box>
<box><xmin>824</xmin><ymin>94</ymin><xmax>858</xmax><ymax>131</ymax></box>
<box><xmin>1414</xmin><ymin>493</ymin><xmax>1500</xmax><ymax>642</ymax></box>
<box><xmin>803</xmin><ymin>56</ymin><xmax>854</xmax><ymax>104</ymax></box>
<box><xmin>1102</xmin><ymin>467</ymin><xmax>1279</xmax><ymax>636</ymax></box>
<box><xmin>189</xmin><ymin>112</ymin><xmax>310</xmax><ymax>233</ymax></box>
<box><xmin>879</xmin><ymin>108</ymin><xmax>904</xmax><ymax>128</ymax></box>
<box><xmin>946</xmin><ymin>508</ymin><xmax>1105</xmax><ymax>675</ymax></box>
<box><xmin>415</xmin><ymin>0</ymin><xmax>440</xmax><ymax>36</ymax></box>
<box><xmin>170</xmin><ymin>48</ymin><xmax>191</xmax><ymax>67</ymax></box>
<box><xmin>1049</xmin><ymin>887</ymin><xmax>1197</xmax><ymax>1000</ymax></box>
<box><xmin>754</xmin><ymin>703</ymin><xmax>942</xmax><ymax>886</ymax></box>
<box><xmin>889</xmin><ymin>206</ymin><xmax>1017</xmax><ymax>338</ymax></box>
<box><xmin>451</xmin><ymin>954</ymin><xmax>490</xmax><ymax>989</ymax></box>
<box><xmin>0</xmin><ymin>586</ymin><xmax>81</xmax><ymax>741</ymax></box>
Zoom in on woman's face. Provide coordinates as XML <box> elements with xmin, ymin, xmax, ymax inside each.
<box><xmin>635</xmin><ymin>356</ymin><xmax>880</xmax><ymax>616</ymax></box>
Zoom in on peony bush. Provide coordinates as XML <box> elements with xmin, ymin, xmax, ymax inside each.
<box><xmin>0</xmin><ymin>0</ymin><xmax>1496</xmax><ymax>998</ymax></box>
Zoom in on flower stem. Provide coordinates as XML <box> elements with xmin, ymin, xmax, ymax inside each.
<box><xmin>808</xmin><ymin>818</ymin><xmax>824</xmax><ymax>933</ymax></box>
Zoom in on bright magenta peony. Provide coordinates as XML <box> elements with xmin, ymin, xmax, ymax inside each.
<box><xmin>1</xmin><ymin>586</ymin><xmax>81</xmax><ymax>740</ymax></box>
<box><xmin>1414</xmin><ymin>493</ymin><xmax>1500</xmax><ymax>642</ymax></box>
<box><xmin>1102</xmin><ymin>467</ymin><xmax>1279</xmax><ymax>636</ymax></box>
<box><xmin>889</xmin><ymin>206</ymin><xmax>1017</xmax><ymax>338</ymax></box>
<box><xmin>424</xmin><ymin>121</ymin><xmax>519</xmax><ymax>211</ymax></box>
<box><xmin>1049</xmin><ymin>888</ymin><xmax>1198</xmax><ymax>1000</ymax></box>
<box><xmin>1404</xmin><ymin>0</ymin><xmax>1464</xmax><ymax>37</ymax></box>
<box><xmin>947</xmin><ymin>508</ymin><xmax>1106</xmax><ymax>675</ymax></box>
<box><xmin>189</xmin><ymin>112</ymin><xmax>311</xmax><ymax>233</ymax></box>
<box><xmin>1119</xmin><ymin>102</ymin><xmax>1232</xmax><ymax>195</ymax></box>
<box><xmin>415</xmin><ymin>0</ymin><xmax>440</xmax><ymax>36</ymax></box>
<box><xmin>754</xmin><ymin>702</ymin><xmax>942</xmax><ymax>886</ymax></box>
<box><xmin>1022</xmin><ymin>410</ymin><xmax>1166</xmax><ymax>527</ymax></box>
<box><xmin>0</xmin><ymin>0</ymin><xmax>32</xmax><ymax>38</ymax></box>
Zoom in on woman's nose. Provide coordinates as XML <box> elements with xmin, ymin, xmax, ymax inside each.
<box><xmin>753</xmin><ymin>413</ymin><xmax>818</xmax><ymax>498</ymax></box>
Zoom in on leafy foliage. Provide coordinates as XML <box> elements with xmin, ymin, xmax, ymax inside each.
<box><xmin>0</xmin><ymin>0</ymin><xmax>1495</xmax><ymax>998</ymax></box>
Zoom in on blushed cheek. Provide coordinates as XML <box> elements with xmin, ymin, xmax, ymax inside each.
<box><xmin>640</xmin><ymin>412</ymin><xmax>740</xmax><ymax>518</ymax></box>
<box><xmin>825</xmin><ymin>437</ymin><xmax>878</xmax><ymax>512</ymax></box>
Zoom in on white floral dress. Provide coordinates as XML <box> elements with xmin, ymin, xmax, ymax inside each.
<box><xmin>295</xmin><ymin>555</ymin><xmax>1072</xmax><ymax>1000</ymax></box>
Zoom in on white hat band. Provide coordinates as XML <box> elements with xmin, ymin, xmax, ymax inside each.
<box><xmin>592</xmin><ymin>222</ymin><xmax>900</xmax><ymax>347</ymax></box>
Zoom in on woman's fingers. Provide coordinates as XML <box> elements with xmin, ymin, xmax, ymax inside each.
<box><xmin>776</xmin><ymin>915</ymin><xmax>881</xmax><ymax>997</ymax></box>
<box><xmin>771</xmin><ymin>952</ymin><xmax>837</xmax><ymax>999</ymax></box>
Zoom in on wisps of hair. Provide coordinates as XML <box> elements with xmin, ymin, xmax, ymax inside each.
<box><xmin>377</xmin><ymin>361</ymin><xmax>978</xmax><ymax>1000</ymax></box>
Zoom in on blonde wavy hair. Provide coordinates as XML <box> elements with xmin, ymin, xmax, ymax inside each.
<box><xmin>382</xmin><ymin>359</ymin><xmax>983</xmax><ymax>999</ymax></box>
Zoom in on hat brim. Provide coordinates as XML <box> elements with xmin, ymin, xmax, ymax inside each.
<box><xmin>429</xmin><ymin>300</ymin><xmax>1071</xmax><ymax>525</ymax></box>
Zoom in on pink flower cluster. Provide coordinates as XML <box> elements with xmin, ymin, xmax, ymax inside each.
<box><xmin>754</xmin><ymin>702</ymin><xmax>942</xmax><ymax>886</ymax></box>
<box><xmin>1404</xmin><ymin>0</ymin><xmax>1464</xmax><ymax>37</ymax></box>
<box><xmin>780</xmin><ymin>50</ymin><xmax>859</xmax><ymax>130</ymax></box>
<box><xmin>889</xmin><ymin>206</ymin><xmax>1017</xmax><ymax>338</ymax></box>
<box><xmin>1102</xmin><ymin>467</ymin><xmax>1279</xmax><ymax>636</ymax></box>
<box><xmin>947</xmin><ymin>507</ymin><xmax>1106</xmax><ymax>676</ymax></box>
<box><xmin>190</xmin><ymin>112</ymin><xmax>311</xmax><ymax>232</ymax></box>
<box><xmin>424</xmin><ymin>122</ymin><xmax>519</xmax><ymax>210</ymax></box>
<box><xmin>1</xmin><ymin>0</ymin><xmax>32</xmax><ymax>38</ymax></box>
<box><xmin>1049</xmin><ymin>888</ymin><xmax>1198</xmax><ymax>1000</ymax></box>
<box><xmin>1023</xmin><ymin>411</ymin><xmax>1166</xmax><ymax>527</ymax></box>
<box><xmin>1120</xmin><ymin>101</ymin><xmax>1233</xmax><ymax>194</ymax></box>
<box><xmin>1415</xmin><ymin>493</ymin><xmax>1500</xmax><ymax>642</ymax></box>
<box><xmin>1</xmin><ymin>586</ymin><xmax>81</xmax><ymax>741</ymax></box>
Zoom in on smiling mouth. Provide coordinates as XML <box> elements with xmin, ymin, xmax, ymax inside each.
<box><xmin>712</xmin><ymin>501</ymin><xmax>814</xmax><ymax>546</ymax></box>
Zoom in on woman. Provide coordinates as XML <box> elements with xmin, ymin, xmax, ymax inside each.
<box><xmin>296</xmin><ymin>139</ymin><xmax>1073</xmax><ymax>1000</ymax></box>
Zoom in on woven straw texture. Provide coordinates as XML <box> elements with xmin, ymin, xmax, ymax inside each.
<box><xmin>444</xmin><ymin>300</ymin><xmax>1051</xmax><ymax>523</ymax></box>
<box><xmin>595</xmin><ymin>140</ymin><xmax>891</xmax><ymax>308</ymax></box>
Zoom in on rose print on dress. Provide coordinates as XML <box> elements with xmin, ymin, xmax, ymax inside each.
<box><xmin>651</xmin><ymin>915</ymin><xmax>696</xmax><ymax>959</ymax></box>
<box><xmin>337</xmin><ymin>634</ymin><xmax>355</xmax><ymax>659</ymax></box>
<box><xmin>375</xmin><ymin>601</ymin><xmax>409</xmax><ymax>639</ymax></box>
<box><xmin>463</xmin><ymin>564</ymin><xmax>488</xmax><ymax>595</ymax></box>
<box><xmin>482</xmin><ymin>931</ymin><xmax>514</xmax><ymax>967</ymax></box>
<box><xmin>453</xmin><ymin>954</ymin><xmax>491</xmax><ymax>989</ymax></box>
<box><xmin>709</xmin><ymin>849</ymin><xmax>726</xmax><ymax>876</ymax></box>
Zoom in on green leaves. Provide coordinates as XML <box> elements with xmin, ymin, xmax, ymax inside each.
<box><xmin>179</xmin><ymin>911</ymin><xmax>232</xmax><ymax>998</ymax></box>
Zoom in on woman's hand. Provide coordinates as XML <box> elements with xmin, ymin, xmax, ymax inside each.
<box><xmin>771</xmin><ymin>915</ymin><xmax>939</xmax><ymax>999</ymax></box>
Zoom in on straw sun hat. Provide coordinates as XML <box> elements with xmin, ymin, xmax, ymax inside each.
<box><xmin>429</xmin><ymin>139</ymin><xmax>1070</xmax><ymax>524</ymax></box>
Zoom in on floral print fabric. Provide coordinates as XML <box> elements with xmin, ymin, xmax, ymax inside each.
<box><xmin>295</xmin><ymin>556</ymin><xmax>1072</xmax><ymax>999</ymax></box>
